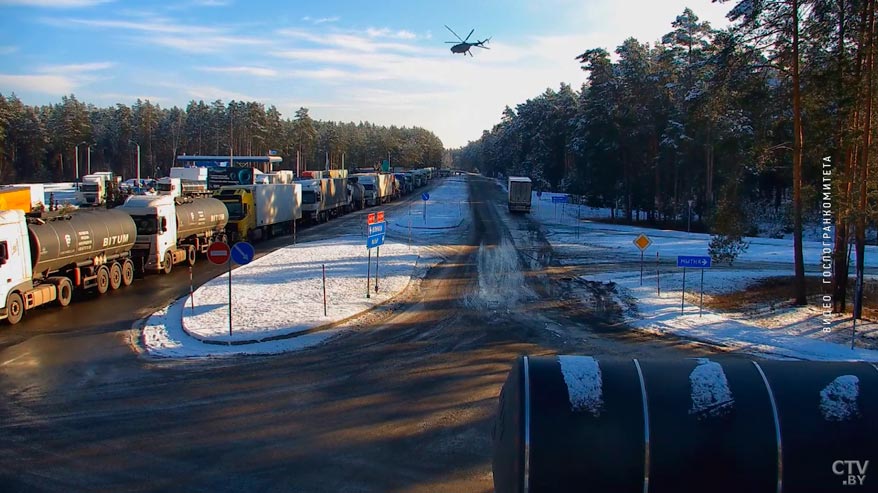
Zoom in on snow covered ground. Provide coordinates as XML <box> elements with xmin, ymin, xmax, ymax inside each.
<box><xmin>139</xmin><ymin>177</ymin><xmax>469</xmax><ymax>358</ymax></box>
<box><xmin>526</xmin><ymin>190</ymin><xmax>878</xmax><ymax>361</ymax></box>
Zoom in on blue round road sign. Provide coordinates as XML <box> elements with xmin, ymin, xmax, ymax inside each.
<box><xmin>422</xmin><ymin>192</ymin><xmax>430</xmax><ymax>201</ymax></box>
<box><xmin>231</xmin><ymin>241</ymin><xmax>255</xmax><ymax>265</ymax></box>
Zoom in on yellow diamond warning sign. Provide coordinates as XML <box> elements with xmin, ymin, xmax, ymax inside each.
<box><xmin>633</xmin><ymin>234</ymin><xmax>652</xmax><ymax>251</ymax></box>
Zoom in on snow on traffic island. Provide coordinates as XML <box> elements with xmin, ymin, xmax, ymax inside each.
<box><xmin>140</xmin><ymin>237</ymin><xmax>440</xmax><ymax>358</ymax></box>
<box><xmin>138</xmin><ymin>176</ymin><xmax>471</xmax><ymax>359</ymax></box>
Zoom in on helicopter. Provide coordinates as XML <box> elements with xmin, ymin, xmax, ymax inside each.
<box><xmin>444</xmin><ymin>25</ymin><xmax>491</xmax><ymax>57</ymax></box>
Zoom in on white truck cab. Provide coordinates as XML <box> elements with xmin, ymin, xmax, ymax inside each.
<box><xmin>0</xmin><ymin>210</ymin><xmax>33</xmax><ymax>322</ymax></box>
<box><xmin>119</xmin><ymin>195</ymin><xmax>178</xmax><ymax>273</ymax></box>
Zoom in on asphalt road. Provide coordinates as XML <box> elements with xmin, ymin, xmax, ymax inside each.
<box><xmin>0</xmin><ymin>176</ymin><xmax>719</xmax><ymax>492</ymax></box>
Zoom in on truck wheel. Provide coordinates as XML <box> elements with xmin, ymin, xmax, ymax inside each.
<box><xmin>96</xmin><ymin>266</ymin><xmax>110</xmax><ymax>294</ymax></box>
<box><xmin>109</xmin><ymin>262</ymin><xmax>123</xmax><ymax>290</ymax></box>
<box><xmin>121</xmin><ymin>260</ymin><xmax>135</xmax><ymax>286</ymax></box>
<box><xmin>187</xmin><ymin>247</ymin><xmax>196</xmax><ymax>267</ymax></box>
<box><xmin>163</xmin><ymin>251</ymin><xmax>173</xmax><ymax>275</ymax></box>
<box><xmin>5</xmin><ymin>293</ymin><xmax>24</xmax><ymax>325</ymax></box>
<box><xmin>55</xmin><ymin>278</ymin><xmax>73</xmax><ymax>306</ymax></box>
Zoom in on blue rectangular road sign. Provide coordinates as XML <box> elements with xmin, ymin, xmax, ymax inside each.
<box><xmin>368</xmin><ymin>222</ymin><xmax>386</xmax><ymax>236</ymax></box>
<box><xmin>552</xmin><ymin>195</ymin><xmax>568</xmax><ymax>204</ymax></box>
<box><xmin>367</xmin><ymin>234</ymin><xmax>385</xmax><ymax>249</ymax></box>
<box><xmin>677</xmin><ymin>255</ymin><xmax>712</xmax><ymax>268</ymax></box>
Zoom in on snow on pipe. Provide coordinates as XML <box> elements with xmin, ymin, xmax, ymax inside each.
<box><xmin>492</xmin><ymin>356</ymin><xmax>877</xmax><ymax>493</ymax></box>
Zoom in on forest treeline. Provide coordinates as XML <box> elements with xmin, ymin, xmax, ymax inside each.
<box><xmin>452</xmin><ymin>1</ymin><xmax>877</xmax><ymax>313</ymax></box>
<box><xmin>0</xmin><ymin>97</ymin><xmax>445</xmax><ymax>182</ymax></box>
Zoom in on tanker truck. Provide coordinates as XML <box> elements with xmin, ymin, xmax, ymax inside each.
<box><xmin>119</xmin><ymin>195</ymin><xmax>228</xmax><ymax>274</ymax></box>
<box><xmin>0</xmin><ymin>208</ymin><xmax>137</xmax><ymax>325</ymax></box>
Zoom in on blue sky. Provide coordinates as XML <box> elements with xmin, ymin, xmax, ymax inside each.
<box><xmin>0</xmin><ymin>0</ymin><xmax>733</xmax><ymax>148</ymax></box>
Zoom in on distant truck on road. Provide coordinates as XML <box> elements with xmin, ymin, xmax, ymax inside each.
<box><xmin>299</xmin><ymin>177</ymin><xmax>350</xmax><ymax>222</ymax></box>
<box><xmin>120</xmin><ymin>195</ymin><xmax>228</xmax><ymax>274</ymax></box>
<box><xmin>352</xmin><ymin>173</ymin><xmax>393</xmax><ymax>207</ymax></box>
<box><xmin>0</xmin><ymin>208</ymin><xmax>137</xmax><ymax>324</ymax></box>
<box><xmin>214</xmin><ymin>184</ymin><xmax>302</xmax><ymax>242</ymax></box>
<box><xmin>156</xmin><ymin>177</ymin><xmax>212</xmax><ymax>198</ymax></box>
<box><xmin>507</xmin><ymin>176</ymin><xmax>532</xmax><ymax>213</ymax></box>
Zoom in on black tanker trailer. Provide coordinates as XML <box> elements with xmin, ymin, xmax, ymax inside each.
<box><xmin>1</xmin><ymin>208</ymin><xmax>137</xmax><ymax>325</ymax></box>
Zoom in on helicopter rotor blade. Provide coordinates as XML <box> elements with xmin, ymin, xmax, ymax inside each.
<box><xmin>464</xmin><ymin>28</ymin><xmax>475</xmax><ymax>42</ymax></box>
<box><xmin>444</xmin><ymin>25</ymin><xmax>464</xmax><ymax>42</ymax></box>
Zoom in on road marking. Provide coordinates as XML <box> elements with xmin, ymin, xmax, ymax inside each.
<box><xmin>1</xmin><ymin>352</ymin><xmax>31</xmax><ymax>367</ymax></box>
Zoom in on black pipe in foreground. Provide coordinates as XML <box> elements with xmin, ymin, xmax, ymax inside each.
<box><xmin>493</xmin><ymin>356</ymin><xmax>877</xmax><ymax>493</ymax></box>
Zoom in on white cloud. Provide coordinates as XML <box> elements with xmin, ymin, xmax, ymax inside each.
<box><xmin>60</xmin><ymin>16</ymin><xmax>209</xmax><ymax>34</ymax></box>
<box><xmin>366</xmin><ymin>27</ymin><xmax>418</xmax><ymax>40</ymax></box>
<box><xmin>0</xmin><ymin>74</ymin><xmax>75</xmax><ymax>95</ymax></box>
<box><xmin>196</xmin><ymin>66</ymin><xmax>279</xmax><ymax>78</ymax></box>
<box><xmin>302</xmin><ymin>15</ymin><xmax>339</xmax><ymax>24</ymax></box>
<box><xmin>0</xmin><ymin>0</ymin><xmax>112</xmax><ymax>7</ymax></box>
<box><xmin>276</xmin><ymin>28</ymin><xmax>423</xmax><ymax>54</ymax></box>
<box><xmin>149</xmin><ymin>34</ymin><xmax>268</xmax><ymax>53</ymax></box>
<box><xmin>192</xmin><ymin>0</ymin><xmax>231</xmax><ymax>6</ymax></box>
<box><xmin>154</xmin><ymin>81</ymin><xmax>256</xmax><ymax>103</ymax></box>
<box><xmin>37</xmin><ymin>61</ymin><xmax>114</xmax><ymax>73</ymax></box>
<box><xmin>46</xmin><ymin>15</ymin><xmax>267</xmax><ymax>53</ymax></box>
<box><xmin>0</xmin><ymin>46</ymin><xmax>19</xmax><ymax>55</ymax></box>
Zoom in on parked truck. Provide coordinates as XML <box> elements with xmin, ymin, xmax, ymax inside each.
<box><xmin>156</xmin><ymin>177</ymin><xmax>212</xmax><ymax>198</ymax></box>
<box><xmin>0</xmin><ymin>208</ymin><xmax>137</xmax><ymax>324</ymax></box>
<box><xmin>169</xmin><ymin>166</ymin><xmax>209</xmax><ymax>182</ymax></box>
<box><xmin>0</xmin><ymin>187</ymin><xmax>34</xmax><ymax>213</ymax></box>
<box><xmin>347</xmin><ymin>178</ymin><xmax>366</xmax><ymax>211</ymax></box>
<box><xmin>214</xmin><ymin>184</ymin><xmax>302</xmax><ymax>242</ymax></box>
<box><xmin>507</xmin><ymin>176</ymin><xmax>533</xmax><ymax>213</ymax></box>
<box><xmin>352</xmin><ymin>173</ymin><xmax>393</xmax><ymax>206</ymax></box>
<box><xmin>119</xmin><ymin>195</ymin><xmax>228</xmax><ymax>274</ymax></box>
<box><xmin>395</xmin><ymin>173</ymin><xmax>413</xmax><ymax>195</ymax></box>
<box><xmin>298</xmin><ymin>177</ymin><xmax>350</xmax><ymax>222</ymax></box>
<box><xmin>80</xmin><ymin>172</ymin><xmax>119</xmax><ymax>206</ymax></box>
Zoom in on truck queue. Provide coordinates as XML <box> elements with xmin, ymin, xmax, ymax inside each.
<box><xmin>0</xmin><ymin>165</ymin><xmax>439</xmax><ymax>325</ymax></box>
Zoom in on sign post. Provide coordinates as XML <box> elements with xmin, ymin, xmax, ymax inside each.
<box><xmin>422</xmin><ymin>192</ymin><xmax>430</xmax><ymax>223</ymax></box>
<box><xmin>366</xmin><ymin>213</ymin><xmax>386</xmax><ymax>297</ymax></box>
<box><xmin>552</xmin><ymin>195</ymin><xmax>568</xmax><ymax>223</ymax></box>
<box><xmin>656</xmin><ymin>252</ymin><xmax>660</xmax><ymax>296</ymax></box>
<box><xmin>189</xmin><ymin>266</ymin><xmax>195</xmax><ymax>313</ymax></box>
<box><xmin>227</xmin><ymin>241</ymin><xmax>255</xmax><ymax>335</ymax></box>
<box><xmin>676</xmin><ymin>255</ymin><xmax>712</xmax><ymax>315</ymax></box>
<box><xmin>633</xmin><ymin>234</ymin><xmax>652</xmax><ymax>286</ymax></box>
<box><xmin>207</xmin><ymin>241</ymin><xmax>232</xmax><ymax>333</ymax></box>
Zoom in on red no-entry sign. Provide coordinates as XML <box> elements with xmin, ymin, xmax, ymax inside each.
<box><xmin>207</xmin><ymin>241</ymin><xmax>231</xmax><ymax>265</ymax></box>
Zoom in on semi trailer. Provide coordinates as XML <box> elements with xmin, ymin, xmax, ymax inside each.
<box><xmin>214</xmin><ymin>184</ymin><xmax>302</xmax><ymax>242</ymax></box>
<box><xmin>120</xmin><ymin>195</ymin><xmax>228</xmax><ymax>274</ymax></box>
<box><xmin>0</xmin><ymin>208</ymin><xmax>137</xmax><ymax>324</ymax></box>
<box><xmin>156</xmin><ymin>177</ymin><xmax>212</xmax><ymax>198</ymax></box>
<box><xmin>507</xmin><ymin>176</ymin><xmax>533</xmax><ymax>213</ymax></box>
<box><xmin>351</xmin><ymin>173</ymin><xmax>393</xmax><ymax>207</ymax></box>
<box><xmin>299</xmin><ymin>177</ymin><xmax>350</xmax><ymax>222</ymax></box>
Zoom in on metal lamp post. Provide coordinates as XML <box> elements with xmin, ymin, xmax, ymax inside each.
<box><xmin>75</xmin><ymin>141</ymin><xmax>91</xmax><ymax>181</ymax></box>
<box><xmin>687</xmin><ymin>199</ymin><xmax>694</xmax><ymax>233</ymax></box>
<box><xmin>129</xmin><ymin>140</ymin><xmax>141</xmax><ymax>182</ymax></box>
<box><xmin>87</xmin><ymin>143</ymin><xmax>94</xmax><ymax>175</ymax></box>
